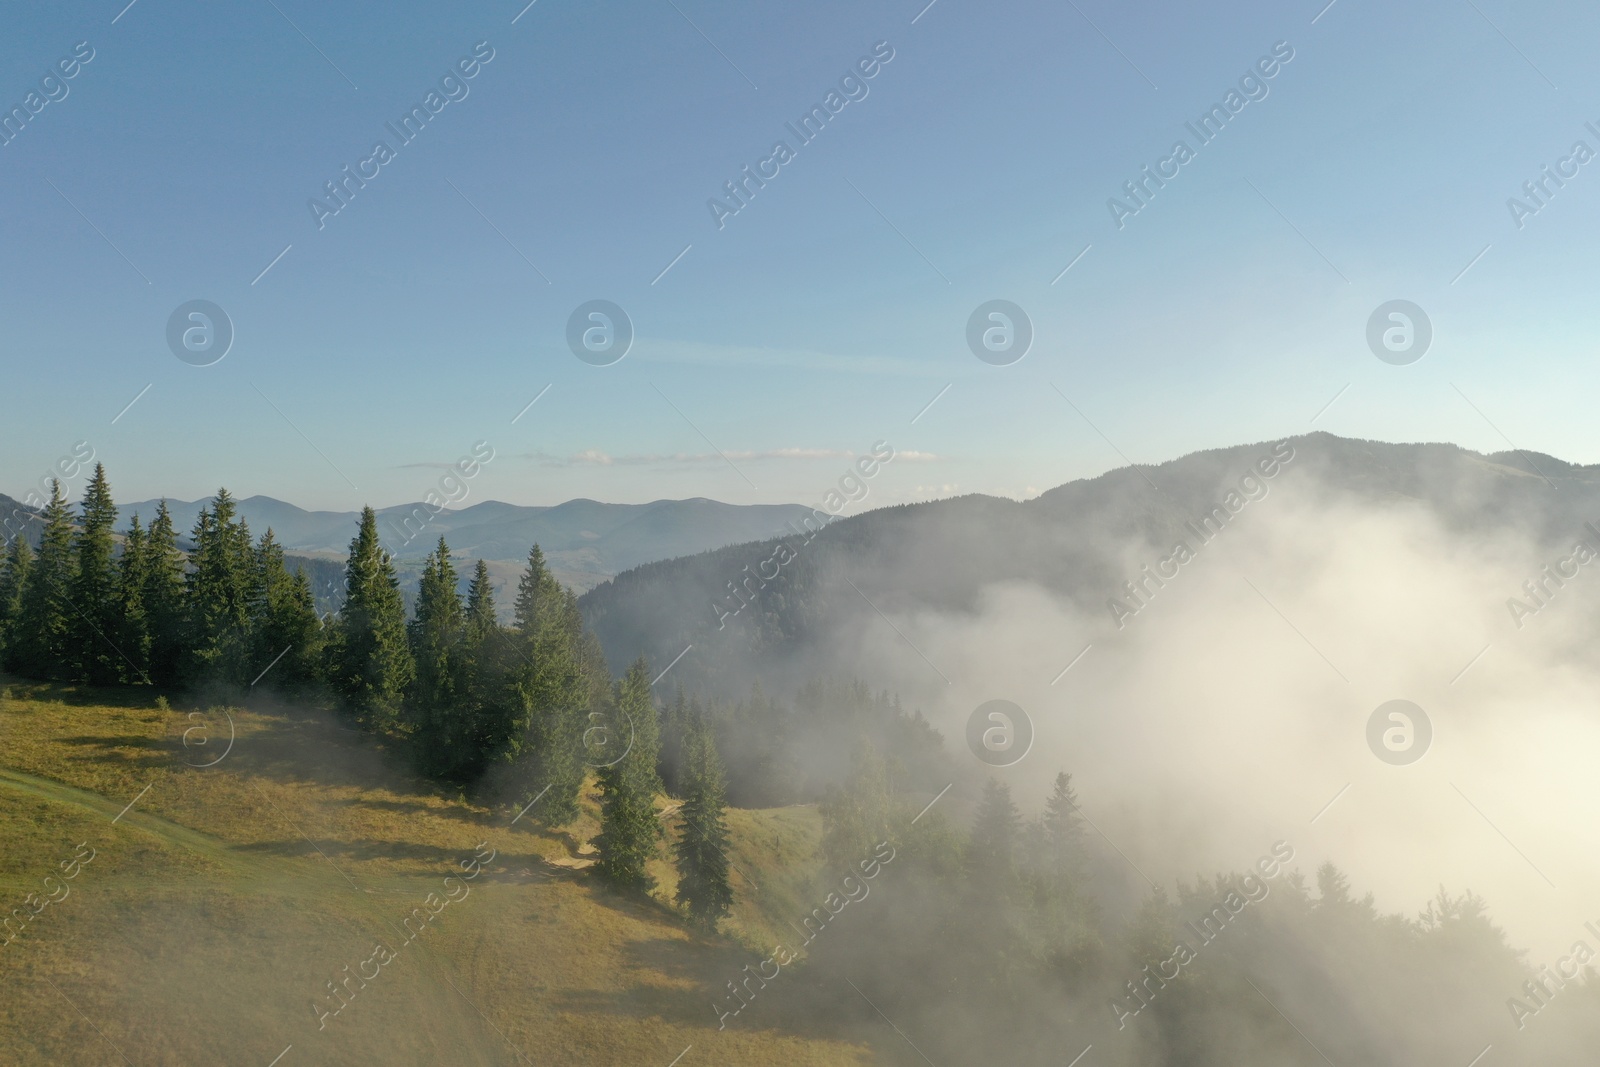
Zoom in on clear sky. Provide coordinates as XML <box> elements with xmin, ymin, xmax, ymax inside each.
<box><xmin>3</xmin><ymin>0</ymin><xmax>1598</xmax><ymax>511</ymax></box>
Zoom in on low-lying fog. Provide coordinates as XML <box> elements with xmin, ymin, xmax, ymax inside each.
<box><xmin>825</xmin><ymin>468</ymin><xmax>1600</xmax><ymax>963</ymax></box>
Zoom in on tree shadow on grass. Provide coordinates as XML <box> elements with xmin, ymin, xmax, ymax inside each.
<box><xmin>347</xmin><ymin>796</ymin><xmax>485</xmax><ymax>827</ymax></box>
<box><xmin>544</xmin><ymin>922</ymin><xmax>877</xmax><ymax>1054</ymax></box>
<box><xmin>52</xmin><ymin>734</ymin><xmax>158</xmax><ymax>748</ymax></box>
<box><xmin>527</xmin><ymin>879</ymin><xmax>879</xmax><ymax>1052</ymax></box>
<box><xmin>7</xmin><ymin>681</ymin><xmax>527</xmax><ymax>840</ymax></box>
<box><xmin>0</xmin><ymin>677</ymin><xmax>171</xmax><ymax>710</ymax></box>
<box><xmin>234</xmin><ymin>836</ymin><xmax>554</xmax><ymax>871</ymax></box>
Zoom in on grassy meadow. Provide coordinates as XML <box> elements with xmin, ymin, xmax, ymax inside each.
<box><xmin>0</xmin><ymin>679</ymin><xmax>873</xmax><ymax>1065</ymax></box>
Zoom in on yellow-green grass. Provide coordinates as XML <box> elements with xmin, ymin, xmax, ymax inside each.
<box><xmin>0</xmin><ymin>680</ymin><xmax>868</xmax><ymax>1066</ymax></box>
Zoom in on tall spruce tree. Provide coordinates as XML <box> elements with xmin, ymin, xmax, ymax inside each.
<box><xmin>143</xmin><ymin>501</ymin><xmax>188</xmax><ymax>687</ymax></box>
<box><xmin>184</xmin><ymin>490</ymin><xmax>257</xmax><ymax>684</ymax></box>
<box><xmin>465</xmin><ymin>558</ymin><xmax>496</xmax><ymax>635</ymax></box>
<box><xmin>68</xmin><ymin>464</ymin><xmax>123</xmax><ymax>684</ymax></box>
<box><xmin>659</xmin><ymin>688</ymin><xmax>691</xmax><ymax>796</ymax></box>
<box><xmin>505</xmin><ymin>547</ymin><xmax>589</xmax><ymax>825</ymax></box>
<box><xmin>968</xmin><ymin>779</ymin><xmax>1021</xmax><ymax>875</ymax></box>
<box><xmin>250</xmin><ymin>529</ymin><xmax>323</xmax><ymax>692</ymax></box>
<box><xmin>594</xmin><ymin>659</ymin><xmax>662</xmax><ymax>890</ymax></box>
<box><xmin>617</xmin><ymin>658</ymin><xmax>662</xmax><ymax>795</ymax></box>
<box><xmin>960</xmin><ymin>779</ymin><xmax>1030</xmax><ymax>999</ymax></box>
<box><xmin>407</xmin><ymin>539</ymin><xmax>469</xmax><ymax>776</ymax></box>
<box><xmin>328</xmin><ymin>507</ymin><xmax>413</xmax><ymax>728</ymax></box>
<box><xmin>576</xmin><ymin>627</ymin><xmax>612</xmax><ymax>723</ymax></box>
<box><xmin>278</xmin><ymin>567</ymin><xmax>324</xmax><ymax>689</ymax></box>
<box><xmin>1038</xmin><ymin>771</ymin><xmax>1086</xmax><ymax>885</ymax></box>
<box><xmin>115</xmin><ymin>516</ymin><xmax>153</xmax><ymax>684</ymax></box>
<box><xmin>457</xmin><ymin>559</ymin><xmax>510</xmax><ymax>779</ymax></box>
<box><xmin>13</xmin><ymin>481</ymin><xmax>74</xmax><ymax>680</ymax></box>
<box><xmin>673</xmin><ymin>712</ymin><xmax>732</xmax><ymax>927</ymax></box>
<box><xmin>512</xmin><ymin>544</ymin><xmax>556</xmax><ymax>633</ymax></box>
<box><xmin>0</xmin><ymin>536</ymin><xmax>31</xmax><ymax>669</ymax></box>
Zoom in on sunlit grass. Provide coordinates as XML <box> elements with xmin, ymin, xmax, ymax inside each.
<box><xmin>0</xmin><ymin>679</ymin><xmax>867</xmax><ymax>1066</ymax></box>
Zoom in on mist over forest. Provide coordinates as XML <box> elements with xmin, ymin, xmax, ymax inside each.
<box><xmin>583</xmin><ymin>430</ymin><xmax>1600</xmax><ymax>1063</ymax></box>
<box><xmin>4</xmin><ymin>432</ymin><xmax>1598</xmax><ymax>1064</ymax></box>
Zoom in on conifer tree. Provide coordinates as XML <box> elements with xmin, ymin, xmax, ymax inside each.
<box><xmin>617</xmin><ymin>657</ymin><xmax>662</xmax><ymax>796</ymax></box>
<box><xmin>1316</xmin><ymin>861</ymin><xmax>1354</xmax><ymax>907</ymax></box>
<box><xmin>504</xmin><ymin>549</ymin><xmax>589</xmax><ymax>825</ymax></box>
<box><xmin>819</xmin><ymin>742</ymin><xmax>893</xmax><ymax>870</ymax></box>
<box><xmin>408</xmin><ymin>539</ymin><xmax>469</xmax><ymax>776</ymax></box>
<box><xmin>184</xmin><ymin>490</ymin><xmax>257</xmax><ymax>684</ymax></box>
<box><xmin>115</xmin><ymin>516</ymin><xmax>153</xmax><ymax>683</ymax></box>
<box><xmin>1039</xmin><ymin>771</ymin><xmax>1085</xmax><ymax>882</ymax></box>
<box><xmin>958</xmin><ymin>779</ymin><xmax>1030</xmax><ymax>999</ymax></box>
<box><xmin>250</xmin><ymin>529</ymin><xmax>323</xmax><ymax>692</ymax></box>
<box><xmin>279</xmin><ymin>567</ymin><xmax>324</xmax><ymax>686</ymax></box>
<box><xmin>68</xmin><ymin>464</ymin><xmax>122</xmax><ymax>683</ymax></box>
<box><xmin>594</xmin><ymin>659</ymin><xmax>662</xmax><ymax>890</ymax></box>
<box><xmin>456</xmin><ymin>558</ymin><xmax>510</xmax><ymax>779</ymax></box>
<box><xmin>328</xmin><ymin>507</ymin><xmax>413</xmax><ymax>728</ymax></box>
<box><xmin>143</xmin><ymin>501</ymin><xmax>187</xmax><ymax>687</ymax></box>
<box><xmin>409</xmin><ymin>538</ymin><xmax>463</xmax><ymax>691</ymax></box>
<box><xmin>673</xmin><ymin>713</ymin><xmax>732</xmax><ymax>927</ymax></box>
<box><xmin>968</xmin><ymin>778</ymin><xmax>1022</xmax><ymax>879</ymax></box>
<box><xmin>1018</xmin><ymin>771</ymin><xmax>1096</xmax><ymax>962</ymax></box>
<box><xmin>465</xmin><ymin>558</ymin><xmax>497</xmax><ymax>635</ymax></box>
<box><xmin>659</xmin><ymin>688</ymin><xmax>691</xmax><ymax>796</ymax></box>
<box><xmin>512</xmin><ymin>544</ymin><xmax>556</xmax><ymax>634</ymax></box>
<box><xmin>576</xmin><ymin>627</ymin><xmax>612</xmax><ymax>719</ymax></box>
<box><xmin>0</xmin><ymin>536</ymin><xmax>31</xmax><ymax>668</ymax></box>
<box><xmin>13</xmin><ymin>481</ymin><xmax>75</xmax><ymax>680</ymax></box>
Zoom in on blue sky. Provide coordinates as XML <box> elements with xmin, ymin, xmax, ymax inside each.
<box><xmin>3</xmin><ymin>0</ymin><xmax>1598</xmax><ymax>511</ymax></box>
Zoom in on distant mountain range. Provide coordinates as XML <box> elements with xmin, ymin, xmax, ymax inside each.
<box><xmin>108</xmin><ymin>495</ymin><xmax>816</xmax><ymax>595</ymax></box>
<box><xmin>0</xmin><ymin>494</ymin><xmax>35</xmax><ymax>533</ymax></box>
<box><xmin>14</xmin><ymin>435</ymin><xmax>1596</xmax><ymax>657</ymax></box>
<box><xmin>3</xmin><ymin>490</ymin><xmax>816</xmax><ymax>608</ymax></box>
<box><xmin>576</xmin><ymin>433</ymin><xmax>1600</xmax><ymax>698</ymax></box>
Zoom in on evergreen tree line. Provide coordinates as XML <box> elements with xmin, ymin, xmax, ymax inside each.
<box><xmin>590</xmin><ymin>662</ymin><xmax>734</xmax><ymax>927</ymax></box>
<box><xmin>0</xmin><ymin>468</ymin><xmax>315</xmax><ymax>691</ymax></box>
<box><xmin>0</xmin><ymin>468</ymin><xmax>735</xmax><ymax>924</ymax></box>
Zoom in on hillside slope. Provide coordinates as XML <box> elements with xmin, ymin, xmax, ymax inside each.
<box><xmin>578</xmin><ymin>432</ymin><xmax>1600</xmax><ymax>697</ymax></box>
<box><xmin>0</xmin><ymin>681</ymin><xmax>869</xmax><ymax>1066</ymax></box>
<box><xmin>0</xmin><ymin>493</ymin><xmax>38</xmax><ymax>539</ymax></box>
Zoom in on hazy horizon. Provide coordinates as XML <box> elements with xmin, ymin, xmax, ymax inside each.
<box><xmin>10</xmin><ymin>428</ymin><xmax>1595</xmax><ymax>516</ymax></box>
